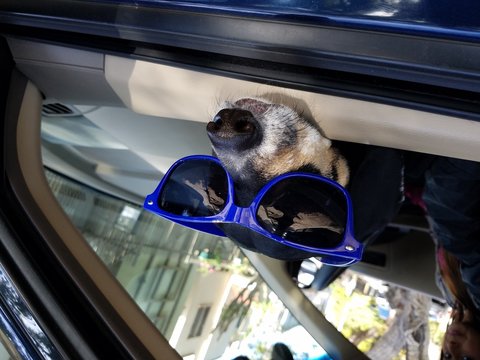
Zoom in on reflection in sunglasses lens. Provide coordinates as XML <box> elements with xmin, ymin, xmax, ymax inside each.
<box><xmin>159</xmin><ymin>160</ymin><xmax>228</xmax><ymax>217</ymax></box>
<box><xmin>256</xmin><ymin>177</ymin><xmax>347</xmax><ymax>249</ymax></box>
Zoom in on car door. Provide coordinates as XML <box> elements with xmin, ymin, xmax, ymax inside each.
<box><xmin>1</xmin><ymin>1</ymin><xmax>480</xmax><ymax>359</ymax></box>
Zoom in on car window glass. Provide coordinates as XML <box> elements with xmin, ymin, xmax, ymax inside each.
<box><xmin>40</xmin><ymin>103</ymin><xmax>450</xmax><ymax>360</ymax></box>
<box><xmin>42</xmin><ymin>161</ymin><xmax>330</xmax><ymax>359</ymax></box>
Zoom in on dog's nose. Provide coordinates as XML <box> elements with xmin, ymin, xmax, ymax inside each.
<box><xmin>208</xmin><ymin>109</ymin><xmax>256</xmax><ymax>136</ymax></box>
<box><xmin>207</xmin><ymin>109</ymin><xmax>262</xmax><ymax>150</ymax></box>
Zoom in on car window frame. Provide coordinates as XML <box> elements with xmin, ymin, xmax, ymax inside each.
<box><xmin>1</xmin><ymin>65</ymin><xmax>180</xmax><ymax>358</ymax></box>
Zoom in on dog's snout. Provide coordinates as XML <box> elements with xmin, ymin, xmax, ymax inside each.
<box><xmin>207</xmin><ymin>109</ymin><xmax>262</xmax><ymax>151</ymax></box>
<box><xmin>208</xmin><ymin>109</ymin><xmax>255</xmax><ymax>135</ymax></box>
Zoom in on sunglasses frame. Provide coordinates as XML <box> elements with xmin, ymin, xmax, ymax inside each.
<box><xmin>144</xmin><ymin>155</ymin><xmax>363</xmax><ymax>266</ymax></box>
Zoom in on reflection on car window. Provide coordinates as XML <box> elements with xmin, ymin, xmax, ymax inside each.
<box><xmin>0</xmin><ymin>326</ymin><xmax>23</xmax><ymax>360</ymax></box>
<box><xmin>44</xmin><ymin>169</ymin><xmax>330</xmax><ymax>359</ymax></box>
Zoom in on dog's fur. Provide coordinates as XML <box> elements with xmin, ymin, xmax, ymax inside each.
<box><xmin>207</xmin><ymin>96</ymin><xmax>349</xmax><ymax>206</ymax></box>
<box><xmin>205</xmin><ymin>96</ymin><xmax>350</xmax><ymax>260</ymax></box>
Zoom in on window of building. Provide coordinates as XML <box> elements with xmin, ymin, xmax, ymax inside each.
<box><xmin>188</xmin><ymin>305</ymin><xmax>211</xmax><ymax>338</ymax></box>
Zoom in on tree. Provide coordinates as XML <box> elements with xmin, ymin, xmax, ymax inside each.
<box><xmin>367</xmin><ymin>286</ymin><xmax>431</xmax><ymax>360</ymax></box>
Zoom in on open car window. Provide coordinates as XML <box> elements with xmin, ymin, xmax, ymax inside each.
<box><xmin>3</xmin><ymin>21</ymin><xmax>479</xmax><ymax>357</ymax></box>
<box><xmin>1</xmin><ymin>0</ymin><xmax>480</xmax><ymax>358</ymax></box>
<box><xmin>43</xmin><ymin>166</ymin><xmax>332</xmax><ymax>359</ymax></box>
<box><xmin>41</xmin><ymin>116</ymin><xmax>452</xmax><ymax>359</ymax></box>
<box><xmin>31</xmin><ymin>45</ymin><xmax>465</xmax><ymax>358</ymax></box>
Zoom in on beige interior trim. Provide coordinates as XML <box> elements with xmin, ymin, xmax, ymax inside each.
<box><xmin>105</xmin><ymin>55</ymin><xmax>480</xmax><ymax>162</ymax></box>
<box><xmin>15</xmin><ymin>80</ymin><xmax>181</xmax><ymax>359</ymax></box>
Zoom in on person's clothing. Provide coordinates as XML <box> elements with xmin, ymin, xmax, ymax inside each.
<box><xmin>423</xmin><ymin>157</ymin><xmax>480</xmax><ymax>312</ymax></box>
<box><xmin>435</xmin><ymin>246</ymin><xmax>458</xmax><ymax>308</ymax></box>
<box><xmin>310</xmin><ymin>143</ymin><xmax>404</xmax><ymax>290</ymax></box>
<box><xmin>339</xmin><ymin>143</ymin><xmax>404</xmax><ymax>243</ymax></box>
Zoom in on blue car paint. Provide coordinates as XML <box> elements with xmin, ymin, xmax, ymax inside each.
<box><xmin>109</xmin><ymin>0</ymin><xmax>480</xmax><ymax>42</ymax></box>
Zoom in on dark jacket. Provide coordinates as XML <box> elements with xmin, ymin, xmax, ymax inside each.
<box><xmin>423</xmin><ymin>157</ymin><xmax>480</xmax><ymax>312</ymax></box>
<box><xmin>309</xmin><ymin>143</ymin><xmax>405</xmax><ymax>289</ymax></box>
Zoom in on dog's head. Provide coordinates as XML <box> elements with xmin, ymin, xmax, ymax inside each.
<box><xmin>206</xmin><ymin>96</ymin><xmax>349</xmax><ymax>260</ymax></box>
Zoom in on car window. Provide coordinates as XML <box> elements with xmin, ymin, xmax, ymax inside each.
<box><xmin>3</xmin><ymin>4</ymin><xmax>479</xmax><ymax>357</ymax></box>
<box><xmin>42</xmin><ymin>165</ymin><xmax>330</xmax><ymax>359</ymax></box>
<box><xmin>40</xmin><ymin>102</ymin><xmax>451</xmax><ymax>359</ymax></box>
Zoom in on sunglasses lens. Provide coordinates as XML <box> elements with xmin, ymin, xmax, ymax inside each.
<box><xmin>158</xmin><ymin>159</ymin><xmax>228</xmax><ymax>217</ymax></box>
<box><xmin>256</xmin><ymin>177</ymin><xmax>347</xmax><ymax>249</ymax></box>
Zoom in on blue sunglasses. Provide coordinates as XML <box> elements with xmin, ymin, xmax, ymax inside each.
<box><xmin>144</xmin><ymin>155</ymin><xmax>363</xmax><ymax>266</ymax></box>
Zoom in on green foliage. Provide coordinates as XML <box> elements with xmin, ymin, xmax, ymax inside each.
<box><xmin>328</xmin><ymin>281</ymin><xmax>388</xmax><ymax>352</ymax></box>
<box><xmin>214</xmin><ymin>277</ymin><xmax>261</xmax><ymax>336</ymax></box>
<box><xmin>196</xmin><ymin>252</ymin><xmax>256</xmax><ymax>276</ymax></box>
<box><xmin>325</xmin><ymin>275</ymin><xmax>446</xmax><ymax>358</ymax></box>
<box><xmin>393</xmin><ymin>349</ymin><xmax>407</xmax><ymax>360</ymax></box>
<box><xmin>429</xmin><ymin>319</ymin><xmax>445</xmax><ymax>346</ymax></box>
<box><xmin>255</xmin><ymin>342</ymin><xmax>268</xmax><ymax>355</ymax></box>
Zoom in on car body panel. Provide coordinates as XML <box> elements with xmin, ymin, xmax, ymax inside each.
<box><xmin>2</xmin><ymin>0</ymin><xmax>480</xmax><ymax>96</ymax></box>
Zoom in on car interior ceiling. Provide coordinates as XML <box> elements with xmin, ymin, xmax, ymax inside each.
<box><xmin>5</xmin><ymin>35</ymin><xmax>480</xmax><ymax>357</ymax></box>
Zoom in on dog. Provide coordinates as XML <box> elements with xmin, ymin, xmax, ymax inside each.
<box><xmin>205</xmin><ymin>96</ymin><xmax>350</xmax><ymax>260</ymax></box>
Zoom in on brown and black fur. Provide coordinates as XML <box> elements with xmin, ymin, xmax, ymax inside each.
<box><xmin>207</xmin><ymin>96</ymin><xmax>349</xmax><ymax>207</ymax></box>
